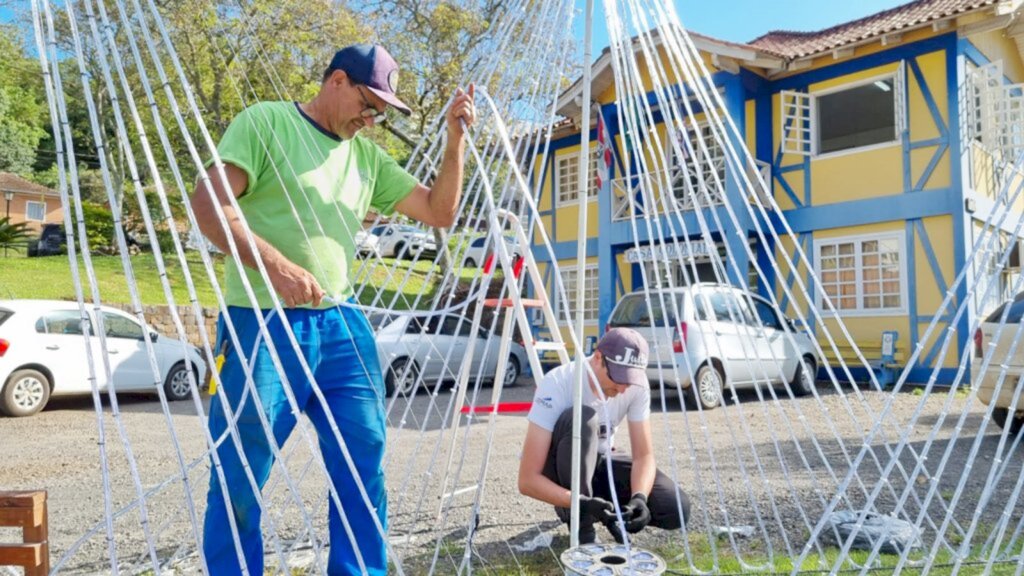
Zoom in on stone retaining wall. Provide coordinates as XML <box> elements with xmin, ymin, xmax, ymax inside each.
<box><xmin>112</xmin><ymin>303</ymin><xmax>219</xmax><ymax>347</ymax></box>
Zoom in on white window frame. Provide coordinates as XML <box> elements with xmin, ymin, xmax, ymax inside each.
<box><xmin>782</xmin><ymin>65</ymin><xmax>907</xmax><ymax>159</ymax></box>
<box><xmin>814</xmin><ymin>230</ymin><xmax>908</xmax><ymax>316</ymax></box>
<box><xmin>667</xmin><ymin>120</ymin><xmax>726</xmax><ymax>208</ymax></box>
<box><xmin>555</xmin><ymin>146</ymin><xmax>600</xmax><ymax>207</ymax></box>
<box><xmin>557</xmin><ymin>263</ymin><xmax>600</xmax><ymax>325</ymax></box>
<box><xmin>25</xmin><ymin>201</ymin><xmax>45</xmax><ymax>222</ymax></box>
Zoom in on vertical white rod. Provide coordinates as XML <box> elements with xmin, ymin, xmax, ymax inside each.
<box><xmin>570</xmin><ymin>0</ymin><xmax>596</xmax><ymax>550</ymax></box>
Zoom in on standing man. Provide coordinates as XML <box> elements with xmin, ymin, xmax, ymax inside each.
<box><xmin>517</xmin><ymin>328</ymin><xmax>691</xmax><ymax>544</ymax></box>
<box><xmin>191</xmin><ymin>44</ymin><xmax>475</xmax><ymax>575</ymax></box>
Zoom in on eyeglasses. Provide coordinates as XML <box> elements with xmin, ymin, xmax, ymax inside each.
<box><xmin>355</xmin><ymin>85</ymin><xmax>387</xmax><ymax>124</ymax></box>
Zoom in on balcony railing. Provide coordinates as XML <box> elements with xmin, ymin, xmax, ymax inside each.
<box><xmin>610</xmin><ymin>159</ymin><xmax>772</xmax><ymax>222</ymax></box>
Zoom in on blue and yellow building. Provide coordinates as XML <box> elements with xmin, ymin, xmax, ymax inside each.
<box><xmin>528</xmin><ymin>0</ymin><xmax>1024</xmax><ymax>383</ymax></box>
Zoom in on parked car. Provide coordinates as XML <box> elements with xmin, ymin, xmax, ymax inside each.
<box><xmin>973</xmin><ymin>294</ymin><xmax>1024</xmax><ymax>436</ymax></box>
<box><xmin>0</xmin><ymin>300</ymin><xmax>208</xmax><ymax>417</ymax></box>
<box><xmin>375</xmin><ymin>313</ymin><xmax>528</xmax><ymax>397</ymax></box>
<box><xmin>367</xmin><ymin>224</ymin><xmax>437</xmax><ymax>259</ymax></box>
<box><xmin>606</xmin><ymin>284</ymin><xmax>820</xmax><ymax>410</ymax></box>
<box><xmin>26</xmin><ymin>224</ymin><xmax>66</xmax><ymax>257</ymax></box>
<box><xmin>354</xmin><ymin>229</ymin><xmax>380</xmax><ymax>257</ymax></box>
<box><xmin>462</xmin><ymin>235</ymin><xmax>523</xmax><ymax>269</ymax></box>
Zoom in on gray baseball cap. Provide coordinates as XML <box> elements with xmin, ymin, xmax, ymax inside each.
<box><xmin>596</xmin><ymin>328</ymin><xmax>650</xmax><ymax>386</ymax></box>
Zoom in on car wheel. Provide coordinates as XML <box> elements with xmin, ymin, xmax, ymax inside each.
<box><xmin>690</xmin><ymin>364</ymin><xmax>723</xmax><ymax>410</ymax></box>
<box><xmin>992</xmin><ymin>407</ymin><xmax>1024</xmax><ymax>437</ymax></box>
<box><xmin>386</xmin><ymin>358</ymin><xmax>419</xmax><ymax>397</ymax></box>
<box><xmin>27</xmin><ymin>243</ymin><xmax>38</xmax><ymax>257</ymax></box>
<box><xmin>163</xmin><ymin>362</ymin><xmax>193</xmax><ymax>401</ymax></box>
<box><xmin>393</xmin><ymin>242</ymin><xmax>407</xmax><ymax>259</ymax></box>
<box><xmin>1</xmin><ymin>369</ymin><xmax>51</xmax><ymax>417</ymax></box>
<box><xmin>791</xmin><ymin>356</ymin><xmax>816</xmax><ymax>397</ymax></box>
<box><xmin>502</xmin><ymin>356</ymin><xmax>521</xmax><ymax>388</ymax></box>
<box><xmin>465</xmin><ymin>258</ymin><xmax>477</xmax><ymax>269</ymax></box>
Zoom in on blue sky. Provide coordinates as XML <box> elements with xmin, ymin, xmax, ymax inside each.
<box><xmin>576</xmin><ymin>0</ymin><xmax>914</xmax><ymax>49</ymax></box>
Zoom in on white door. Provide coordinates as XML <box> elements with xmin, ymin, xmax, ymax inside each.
<box><xmin>99</xmin><ymin>311</ymin><xmax>159</xmax><ymax>391</ymax></box>
<box><xmin>32</xmin><ymin>309</ymin><xmax>97</xmax><ymax>394</ymax></box>
<box><xmin>701</xmin><ymin>289</ymin><xmax>758</xmax><ymax>385</ymax></box>
<box><xmin>749</xmin><ymin>297</ymin><xmax>797</xmax><ymax>384</ymax></box>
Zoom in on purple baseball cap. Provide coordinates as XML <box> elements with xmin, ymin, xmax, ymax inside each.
<box><xmin>597</xmin><ymin>328</ymin><xmax>650</xmax><ymax>387</ymax></box>
<box><xmin>328</xmin><ymin>44</ymin><xmax>412</xmax><ymax>116</ymax></box>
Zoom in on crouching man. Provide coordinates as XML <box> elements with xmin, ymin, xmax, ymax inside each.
<box><xmin>517</xmin><ymin>328</ymin><xmax>691</xmax><ymax>544</ymax></box>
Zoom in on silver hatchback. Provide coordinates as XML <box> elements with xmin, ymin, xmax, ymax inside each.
<box><xmin>606</xmin><ymin>284</ymin><xmax>820</xmax><ymax>409</ymax></box>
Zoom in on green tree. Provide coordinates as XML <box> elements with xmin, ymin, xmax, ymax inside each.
<box><xmin>0</xmin><ymin>24</ymin><xmax>47</xmax><ymax>175</ymax></box>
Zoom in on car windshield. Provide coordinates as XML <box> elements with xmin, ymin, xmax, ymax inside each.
<box><xmin>609</xmin><ymin>293</ymin><xmax>685</xmax><ymax>328</ymax></box>
<box><xmin>399</xmin><ymin>226</ymin><xmax>421</xmax><ymax>234</ymax></box>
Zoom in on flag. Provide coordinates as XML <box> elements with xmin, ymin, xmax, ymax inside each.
<box><xmin>595</xmin><ymin>107</ymin><xmax>614</xmax><ymax>190</ymax></box>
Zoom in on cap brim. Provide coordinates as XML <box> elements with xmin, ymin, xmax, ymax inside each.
<box><xmin>607</xmin><ymin>363</ymin><xmax>647</xmax><ymax>387</ymax></box>
<box><xmin>366</xmin><ymin>86</ymin><xmax>412</xmax><ymax>116</ymax></box>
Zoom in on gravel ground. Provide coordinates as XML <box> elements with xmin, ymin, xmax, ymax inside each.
<box><xmin>1</xmin><ymin>378</ymin><xmax>1022</xmax><ymax>575</ymax></box>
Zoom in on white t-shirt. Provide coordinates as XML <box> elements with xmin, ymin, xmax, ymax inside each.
<box><xmin>527</xmin><ymin>359</ymin><xmax>651</xmax><ymax>454</ymax></box>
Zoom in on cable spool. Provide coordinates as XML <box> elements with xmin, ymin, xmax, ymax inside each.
<box><xmin>560</xmin><ymin>543</ymin><xmax>666</xmax><ymax>575</ymax></box>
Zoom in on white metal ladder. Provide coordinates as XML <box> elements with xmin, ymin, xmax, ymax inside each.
<box><xmin>435</xmin><ymin>209</ymin><xmax>571</xmax><ymax>573</ymax></box>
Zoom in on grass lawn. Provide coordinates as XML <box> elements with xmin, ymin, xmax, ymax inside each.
<box><xmin>0</xmin><ymin>251</ymin><xmax>479</xmax><ymax>309</ymax></box>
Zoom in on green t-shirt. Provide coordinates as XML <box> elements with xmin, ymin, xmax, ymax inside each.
<box><xmin>206</xmin><ymin>101</ymin><xmax>417</xmax><ymax>309</ymax></box>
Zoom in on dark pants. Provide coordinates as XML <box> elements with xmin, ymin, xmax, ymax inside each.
<box><xmin>542</xmin><ymin>406</ymin><xmax>691</xmax><ymax>531</ymax></box>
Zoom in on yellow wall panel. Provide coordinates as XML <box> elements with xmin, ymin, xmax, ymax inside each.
<box><xmin>809</xmin><ymin>62</ymin><xmax>901</xmax><ymax>94</ymax></box>
<box><xmin>909</xmin><ymin>51</ymin><xmax>950</xmax><ymax>140</ymax></box>
<box><xmin>811</xmin><ymin>145</ymin><xmax>903</xmax><ymax>203</ymax></box>
<box><xmin>915</xmin><ymin>215</ymin><xmax>955</xmax><ymax>313</ymax></box>
<box><xmin>910</xmin><ymin>147</ymin><xmax>951</xmax><ymax>190</ymax></box>
<box><xmin>745</xmin><ymin>99</ymin><xmax>756</xmax><ymax>154</ymax></box>
<box><xmin>775</xmin><ymin>171</ymin><xmax>804</xmax><ymax>210</ymax></box>
<box><xmin>969</xmin><ymin>28</ymin><xmax>1024</xmax><ymax>82</ymax></box>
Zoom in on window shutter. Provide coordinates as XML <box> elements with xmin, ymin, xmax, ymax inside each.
<box><xmin>894</xmin><ymin>60</ymin><xmax>908</xmax><ymax>137</ymax></box>
<box><xmin>973</xmin><ymin>61</ymin><xmax>1004</xmax><ymax>149</ymax></box>
<box><xmin>780</xmin><ymin>90</ymin><xmax>815</xmax><ymax>156</ymax></box>
<box><xmin>994</xmin><ymin>83</ymin><xmax>1024</xmax><ymax>158</ymax></box>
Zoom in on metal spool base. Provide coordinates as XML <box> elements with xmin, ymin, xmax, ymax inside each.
<box><xmin>560</xmin><ymin>543</ymin><xmax>667</xmax><ymax>575</ymax></box>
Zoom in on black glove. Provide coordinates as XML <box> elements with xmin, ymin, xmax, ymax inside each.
<box><xmin>578</xmin><ymin>495</ymin><xmax>616</xmax><ymax>524</ymax></box>
<box><xmin>623</xmin><ymin>493</ymin><xmax>651</xmax><ymax>533</ymax></box>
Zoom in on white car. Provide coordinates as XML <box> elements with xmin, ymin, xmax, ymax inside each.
<box><xmin>462</xmin><ymin>235</ymin><xmax>522</xmax><ymax>269</ymax></box>
<box><xmin>972</xmin><ymin>294</ymin><xmax>1024</xmax><ymax>436</ymax></box>
<box><xmin>368</xmin><ymin>224</ymin><xmax>438</xmax><ymax>259</ymax></box>
<box><xmin>606</xmin><ymin>284</ymin><xmax>820</xmax><ymax>409</ymax></box>
<box><xmin>0</xmin><ymin>300</ymin><xmax>208</xmax><ymax>417</ymax></box>
<box><xmin>375</xmin><ymin>314</ymin><xmax>528</xmax><ymax>397</ymax></box>
<box><xmin>354</xmin><ymin>229</ymin><xmax>380</xmax><ymax>257</ymax></box>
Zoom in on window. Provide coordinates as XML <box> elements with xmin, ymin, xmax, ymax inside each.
<box><xmin>102</xmin><ymin>312</ymin><xmax>144</xmax><ymax>340</ymax></box>
<box><xmin>26</xmin><ymin>201</ymin><xmax>45</xmax><ymax>222</ymax></box>
<box><xmin>702</xmin><ymin>290</ymin><xmax>755</xmax><ymax>325</ymax></box>
<box><xmin>668</xmin><ymin>122</ymin><xmax>725</xmax><ymax>206</ymax></box>
<box><xmin>608</xmin><ymin>293</ymin><xmax>685</xmax><ymax>328</ymax></box>
<box><xmin>558</xmin><ymin>264</ymin><xmax>599</xmax><ymax>324</ymax></box>
<box><xmin>556</xmin><ymin>147</ymin><xmax>599</xmax><ymax>206</ymax></box>
<box><xmin>815</xmin><ymin>232</ymin><xmax>906</xmax><ymax>314</ymax></box>
<box><xmin>35</xmin><ymin>310</ymin><xmax>92</xmax><ymax>335</ymax></box>
<box><xmin>781</xmin><ymin>66</ymin><xmax>906</xmax><ymax>157</ymax></box>
<box><xmin>752</xmin><ymin>298</ymin><xmax>784</xmax><ymax>331</ymax></box>
<box><xmin>817</xmin><ymin>77</ymin><xmax>898</xmax><ymax>154</ymax></box>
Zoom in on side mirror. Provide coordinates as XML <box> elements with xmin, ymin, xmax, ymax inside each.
<box><xmin>149</xmin><ymin>332</ymin><xmax>159</xmax><ymax>343</ymax></box>
<box><xmin>789</xmin><ymin>318</ymin><xmax>807</xmax><ymax>332</ymax></box>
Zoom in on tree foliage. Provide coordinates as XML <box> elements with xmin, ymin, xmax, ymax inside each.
<box><xmin>0</xmin><ymin>24</ymin><xmax>47</xmax><ymax>175</ymax></box>
<box><xmin>0</xmin><ymin>217</ymin><xmax>33</xmax><ymax>254</ymax></box>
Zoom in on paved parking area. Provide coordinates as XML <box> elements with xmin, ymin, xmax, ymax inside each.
<box><xmin>1</xmin><ymin>380</ymin><xmax>1020</xmax><ymax>574</ymax></box>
